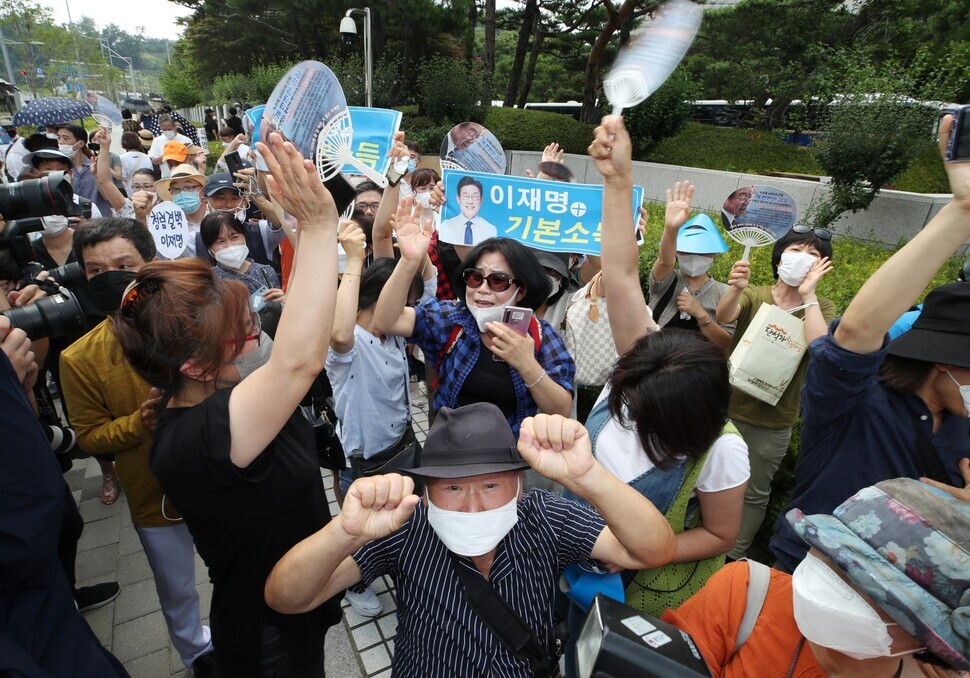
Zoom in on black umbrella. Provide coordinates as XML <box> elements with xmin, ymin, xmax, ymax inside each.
<box><xmin>12</xmin><ymin>97</ymin><xmax>93</xmax><ymax>127</ymax></box>
<box><xmin>121</xmin><ymin>97</ymin><xmax>153</xmax><ymax>113</ymax></box>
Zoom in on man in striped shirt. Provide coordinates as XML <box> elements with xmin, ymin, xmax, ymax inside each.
<box><xmin>267</xmin><ymin>403</ymin><xmax>677</xmax><ymax>676</ymax></box>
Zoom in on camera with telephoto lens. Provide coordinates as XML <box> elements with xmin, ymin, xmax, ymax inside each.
<box><xmin>0</xmin><ymin>171</ymin><xmax>80</xmax><ymax>222</ymax></box>
<box><xmin>19</xmin><ymin>261</ymin><xmax>88</xmax><ymax>290</ymax></box>
<box><xmin>1</xmin><ymin>288</ymin><xmax>87</xmax><ymax>340</ymax></box>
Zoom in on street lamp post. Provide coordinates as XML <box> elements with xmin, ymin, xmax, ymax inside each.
<box><xmin>0</xmin><ymin>24</ymin><xmax>23</xmax><ymax>108</ymax></box>
<box><xmin>339</xmin><ymin>8</ymin><xmax>373</xmax><ymax>108</ymax></box>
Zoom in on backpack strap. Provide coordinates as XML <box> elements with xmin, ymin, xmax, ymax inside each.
<box><xmin>734</xmin><ymin>559</ymin><xmax>771</xmax><ymax>655</ymax></box>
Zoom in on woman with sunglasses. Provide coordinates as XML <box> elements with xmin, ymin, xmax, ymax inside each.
<box><xmin>112</xmin><ymin>134</ymin><xmax>343</xmax><ymax>677</ymax></box>
<box><xmin>375</xmin><ymin>201</ymin><xmax>575</xmax><ymax>434</ymax></box>
<box><xmin>715</xmin><ymin>223</ymin><xmax>836</xmax><ymax>561</ymax></box>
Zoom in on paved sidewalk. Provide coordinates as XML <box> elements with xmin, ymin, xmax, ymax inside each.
<box><xmin>70</xmin><ymin>382</ymin><xmax>432</xmax><ymax>676</ymax></box>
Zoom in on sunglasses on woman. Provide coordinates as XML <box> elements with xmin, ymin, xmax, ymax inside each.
<box><xmin>462</xmin><ymin>268</ymin><xmax>518</xmax><ymax>292</ymax></box>
<box><xmin>792</xmin><ymin>224</ymin><xmax>832</xmax><ymax>241</ymax></box>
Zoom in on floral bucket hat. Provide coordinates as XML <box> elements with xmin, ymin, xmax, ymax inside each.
<box><xmin>787</xmin><ymin>477</ymin><xmax>970</xmax><ymax>670</ymax></box>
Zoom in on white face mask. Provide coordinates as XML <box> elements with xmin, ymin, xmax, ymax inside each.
<box><xmin>677</xmin><ymin>253</ymin><xmax>713</xmax><ymax>278</ymax></box>
<box><xmin>947</xmin><ymin>371</ymin><xmax>970</xmax><ymax>417</ymax></box>
<box><xmin>791</xmin><ymin>553</ymin><xmax>916</xmax><ymax>660</ymax></box>
<box><xmin>162</xmin><ymin>130</ymin><xmax>177</xmax><ymax>140</ymax></box>
<box><xmin>415</xmin><ymin>191</ymin><xmax>434</xmax><ymax>210</ymax></box>
<box><xmin>213</xmin><ymin>244</ymin><xmax>249</xmax><ymax>270</ymax></box>
<box><xmin>546</xmin><ymin>274</ymin><xmax>561</xmax><ymax>298</ymax></box>
<box><xmin>45</xmin><ymin>133</ymin><xmax>58</xmax><ymax>140</ymax></box>
<box><xmin>234</xmin><ymin>207</ymin><xmax>248</xmax><ymax>223</ymax></box>
<box><xmin>777</xmin><ymin>251</ymin><xmax>817</xmax><ymax>287</ymax></box>
<box><xmin>41</xmin><ymin>215</ymin><xmax>70</xmax><ymax>237</ymax></box>
<box><xmin>58</xmin><ymin>144</ymin><xmax>76</xmax><ymax>158</ymax></box>
<box><xmin>426</xmin><ymin>479</ymin><xmax>519</xmax><ymax>557</ymax></box>
<box><xmin>465</xmin><ymin>292</ymin><xmax>518</xmax><ymax>333</ymax></box>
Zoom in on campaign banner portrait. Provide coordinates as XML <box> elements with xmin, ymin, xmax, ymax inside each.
<box><xmin>439</xmin><ymin>122</ymin><xmax>507</xmax><ymax>175</ymax></box>
<box><xmin>84</xmin><ymin>93</ymin><xmax>123</xmax><ymax>128</ymax></box>
<box><xmin>721</xmin><ymin>185</ymin><xmax>797</xmax><ymax>238</ymax></box>
<box><xmin>341</xmin><ymin>107</ymin><xmax>402</xmax><ymax>178</ymax></box>
<box><xmin>439</xmin><ymin>170</ymin><xmax>643</xmax><ymax>255</ymax></box>
<box><xmin>263</xmin><ymin>61</ymin><xmax>347</xmax><ymax>161</ymax></box>
<box><xmin>147</xmin><ymin>201</ymin><xmax>188</xmax><ymax>259</ymax></box>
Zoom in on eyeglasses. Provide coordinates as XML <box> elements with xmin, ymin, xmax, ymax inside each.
<box><xmin>169</xmin><ymin>184</ymin><xmax>202</xmax><ymax>196</ymax></box>
<box><xmin>792</xmin><ymin>224</ymin><xmax>832</xmax><ymax>241</ymax></box>
<box><xmin>121</xmin><ymin>278</ymin><xmax>162</xmax><ymax>318</ymax></box>
<box><xmin>462</xmin><ymin>268</ymin><xmax>518</xmax><ymax>292</ymax></box>
<box><xmin>355</xmin><ymin>202</ymin><xmax>380</xmax><ymax>213</ymax></box>
<box><xmin>225</xmin><ymin>312</ymin><xmax>262</xmax><ymax>346</ymax></box>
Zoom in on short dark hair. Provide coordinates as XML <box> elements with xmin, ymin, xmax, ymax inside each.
<box><xmin>204</xmin><ymin>108</ymin><xmax>214</xmax><ymax>116</ymax></box>
<box><xmin>410</xmin><ymin>168</ymin><xmax>439</xmax><ymax>190</ymax></box>
<box><xmin>24</xmin><ymin>133</ymin><xmax>57</xmax><ymax>153</ymax></box>
<box><xmin>405</xmin><ymin>140</ymin><xmax>421</xmax><ymax>155</ymax></box>
<box><xmin>73</xmin><ymin>218</ymin><xmax>157</xmax><ymax>269</ymax></box>
<box><xmin>456</xmin><ymin>175</ymin><xmax>483</xmax><ymax>198</ymax></box>
<box><xmin>121</xmin><ymin>108</ymin><xmax>132</xmax><ymax>119</ymax></box>
<box><xmin>771</xmin><ymin>228</ymin><xmax>834</xmax><ymax>278</ymax></box>
<box><xmin>358</xmin><ymin>257</ymin><xmax>423</xmax><ymax>310</ymax></box>
<box><xmin>131</xmin><ymin>168</ymin><xmax>156</xmax><ymax>184</ymax></box>
<box><xmin>200</xmin><ymin>211</ymin><xmax>244</xmax><ymax>250</ymax></box>
<box><xmin>121</xmin><ymin>132</ymin><xmax>142</xmax><ymax>151</ymax></box>
<box><xmin>57</xmin><ymin>124</ymin><xmax>87</xmax><ymax>144</ymax></box>
<box><xmin>354</xmin><ymin>181</ymin><xmax>383</xmax><ymax>196</ymax></box>
<box><xmin>608</xmin><ymin>329</ymin><xmax>731</xmax><ymax>469</ymax></box>
<box><xmin>228</xmin><ymin>107</ymin><xmax>238</xmax><ymax>116</ymax></box>
<box><xmin>219</xmin><ymin>127</ymin><xmax>234</xmax><ymax>138</ymax></box>
<box><xmin>878</xmin><ymin>354</ymin><xmax>933</xmax><ymax>395</ymax></box>
<box><xmin>453</xmin><ymin>238</ymin><xmax>551</xmax><ymax>311</ymax></box>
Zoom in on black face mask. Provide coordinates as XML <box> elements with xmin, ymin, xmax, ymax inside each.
<box><xmin>76</xmin><ymin>270</ymin><xmax>137</xmax><ymax>324</ymax></box>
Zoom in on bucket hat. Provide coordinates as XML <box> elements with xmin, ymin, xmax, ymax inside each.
<box><xmin>887</xmin><ymin>282</ymin><xmax>970</xmax><ymax>369</ymax></box>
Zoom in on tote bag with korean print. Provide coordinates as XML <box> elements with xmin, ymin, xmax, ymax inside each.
<box><xmin>729</xmin><ymin>303</ymin><xmax>809</xmax><ymax>406</ymax></box>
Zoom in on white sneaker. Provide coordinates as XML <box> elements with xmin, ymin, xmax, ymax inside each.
<box><xmin>345</xmin><ymin>585</ymin><xmax>383</xmax><ymax>617</ymax></box>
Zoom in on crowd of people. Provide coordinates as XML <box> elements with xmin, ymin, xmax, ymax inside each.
<box><xmin>0</xmin><ymin>103</ymin><xmax>968</xmax><ymax>678</ymax></box>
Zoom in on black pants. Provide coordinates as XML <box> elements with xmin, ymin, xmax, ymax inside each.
<box><xmin>258</xmin><ymin>624</ymin><xmax>325</xmax><ymax>678</ymax></box>
<box><xmin>58</xmin><ymin>487</ymin><xmax>84</xmax><ymax>592</ymax></box>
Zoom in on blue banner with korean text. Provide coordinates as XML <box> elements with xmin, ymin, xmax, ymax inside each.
<box><xmin>341</xmin><ymin>107</ymin><xmax>402</xmax><ymax>178</ymax></box>
<box><xmin>439</xmin><ymin>170</ymin><xmax>643</xmax><ymax>254</ymax></box>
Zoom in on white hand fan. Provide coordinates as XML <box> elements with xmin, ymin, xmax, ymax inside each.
<box><xmin>439</xmin><ymin>158</ymin><xmax>463</xmax><ymax>172</ymax></box>
<box><xmin>730</xmin><ymin>226</ymin><xmax>777</xmax><ymax>262</ymax></box>
<box><xmin>603</xmin><ymin>0</ymin><xmax>702</xmax><ymax>116</ymax></box>
<box><xmin>316</xmin><ymin>110</ymin><xmax>388</xmax><ymax>188</ymax></box>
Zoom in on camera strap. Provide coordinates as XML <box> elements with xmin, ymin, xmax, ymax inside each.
<box><xmin>448</xmin><ymin>553</ymin><xmax>560</xmax><ymax>677</ymax></box>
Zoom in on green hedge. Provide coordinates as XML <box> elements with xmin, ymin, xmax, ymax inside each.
<box><xmin>483</xmin><ymin>107</ymin><xmax>594</xmax><ymax>156</ymax></box>
<box><xmin>631</xmin><ymin>199</ymin><xmax>964</xmax><ymax>563</ymax></box>
<box><xmin>646</xmin><ymin>122</ymin><xmax>823</xmax><ymax>176</ymax></box>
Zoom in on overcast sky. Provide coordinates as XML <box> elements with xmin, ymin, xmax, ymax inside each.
<box><xmin>35</xmin><ymin>0</ymin><xmax>191</xmax><ymax>41</ymax></box>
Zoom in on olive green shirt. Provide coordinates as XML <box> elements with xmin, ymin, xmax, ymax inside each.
<box><xmin>727</xmin><ymin>286</ymin><xmax>837</xmax><ymax>429</ymax></box>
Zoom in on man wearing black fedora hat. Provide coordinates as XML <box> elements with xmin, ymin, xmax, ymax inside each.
<box><xmin>266</xmin><ymin>403</ymin><xmax>677</xmax><ymax>677</ymax></box>
<box><xmin>770</xmin><ymin>112</ymin><xmax>970</xmax><ymax>573</ymax></box>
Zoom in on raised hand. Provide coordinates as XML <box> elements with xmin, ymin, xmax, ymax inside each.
<box><xmin>256</xmin><ymin>133</ymin><xmax>336</xmax><ymax>230</ymax></box>
<box><xmin>392</xmin><ymin>197</ymin><xmax>433</xmax><ymax>261</ymax></box>
<box><xmin>921</xmin><ymin>458</ymin><xmax>970</xmax><ymax>503</ymax></box>
<box><xmin>517</xmin><ymin>414</ymin><xmax>595</xmax><ymax>486</ymax></box>
<box><xmin>727</xmin><ymin>260</ymin><xmax>751</xmax><ymax>290</ymax></box>
<box><xmin>338</xmin><ymin>220</ymin><xmax>367</xmax><ymax>264</ymax></box>
<box><xmin>339</xmin><ymin>474</ymin><xmax>420</xmax><ymax>541</ymax></box>
<box><xmin>938</xmin><ymin>115</ymin><xmax>970</xmax><ymax>211</ymax></box>
<box><xmin>588</xmin><ymin>116</ymin><xmax>632</xmax><ymax>183</ymax></box>
<box><xmin>664</xmin><ymin>181</ymin><xmax>695</xmax><ymax>231</ymax></box>
<box><xmin>798</xmin><ymin>256</ymin><xmax>833</xmax><ymax>299</ymax></box>
<box><xmin>542</xmin><ymin>142</ymin><xmax>565</xmax><ymax>164</ymax></box>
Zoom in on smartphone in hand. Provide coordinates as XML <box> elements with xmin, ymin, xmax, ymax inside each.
<box><xmin>945</xmin><ymin>105</ymin><xmax>970</xmax><ymax>162</ymax></box>
<box><xmin>493</xmin><ymin>306</ymin><xmax>533</xmax><ymax>361</ymax></box>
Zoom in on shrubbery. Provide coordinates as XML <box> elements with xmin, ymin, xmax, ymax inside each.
<box><xmin>624</xmin><ymin>73</ymin><xmax>697</xmax><ymax>156</ymax></box>
<box><xmin>482</xmin><ymin>107</ymin><xmax>594</xmax><ymax>155</ymax></box>
<box><xmin>646</xmin><ymin>122</ymin><xmax>823</xmax><ymax>176</ymax></box>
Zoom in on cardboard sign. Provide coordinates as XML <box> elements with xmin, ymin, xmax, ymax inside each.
<box><xmin>148</xmin><ymin>201</ymin><xmax>188</xmax><ymax>259</ymax></box>
<box><xmin>439</xmin><ymin>170</ymin><xmax>643</xmax><ymax>254</ymax></box>
<box><xmin>439</xmin><ymin>122</ymin><xmax>507</xmax><ymax>174</ymax></box>
<box><xmin>263</xmin><ymin>61</ymin><xmax>346</xmax><ymax>161</ymax></box>
<box><xmin>341</xmin><ymin>107</ymin><xmax>402</xmax><ymax>178</ymax></box>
